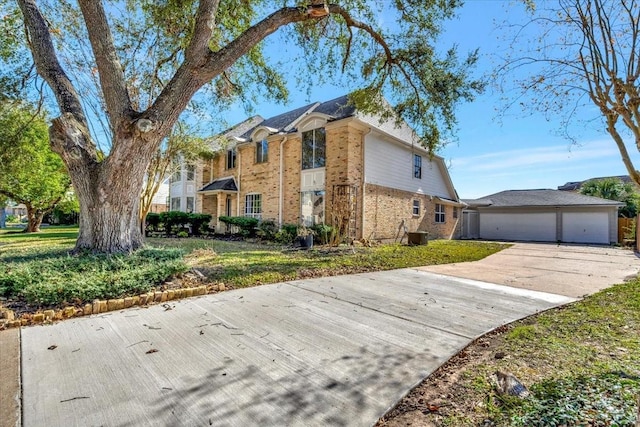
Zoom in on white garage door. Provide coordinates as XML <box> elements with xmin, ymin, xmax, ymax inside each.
<box><xmin>480</xmin><ymin>212</ymin><xmax>556</xmax><ymax>241</ymax></box>
<box><xmin>562</xmin><ymin>212</ymin><xmax>609</xmax><ymax>244</ymax></box>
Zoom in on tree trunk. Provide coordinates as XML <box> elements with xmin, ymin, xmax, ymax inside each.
<box><xmin>24</xmin><ymin>206</ymin><xmax>44</xmax><ymax>233</ymax></box>
<box><xmin>74</xmin><ymin>175</ymin><xmax>145</xmax><ymax>253</ymax></box>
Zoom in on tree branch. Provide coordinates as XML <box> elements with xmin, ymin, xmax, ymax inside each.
<box><xmin>77</xmin><ymin>0</ymin><xmax>132</xmax><ymax>125</ymax></box>
<box><xmin>17</xmin><ymin>0</ymin><xmax>87</xmax><ymax>125</ymax></box>
<box><xmin>184</xmin><ymin>0</ymin><xmax>221</xmax><ymax>61</ymax></box>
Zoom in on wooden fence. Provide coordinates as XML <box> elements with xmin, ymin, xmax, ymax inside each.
<box><xmin>618</xmin><ymin>217</ymin><xmax>635</xmax><ymax>245</ymax></box>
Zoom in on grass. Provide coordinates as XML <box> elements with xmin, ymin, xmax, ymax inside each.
<box><xmin>0</xmin><ymin>226</ymin><xmax>507</xmax><ymax>309</ymax></box>
<box><xmin>437</xmin><ymin>279</ymin><xmax>640</xmax><ymax>426</ymax></box>
<box><xmin>148</xmin><ymin>237</ymin><xmax>508</xmax><ymax>288</ymax></box>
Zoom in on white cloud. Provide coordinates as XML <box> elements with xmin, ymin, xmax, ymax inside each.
<box><xmin>450</xmin><ymin>139</ymin><xmax>622</xmax><ymax>173</ymax></box>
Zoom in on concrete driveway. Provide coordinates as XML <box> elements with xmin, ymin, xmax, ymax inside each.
<box><xmin>9</xmin><ymin>243</ymin><xmax>638</xmax><ymax>426</ymax></box>
<box><xmin>419</xmin><ymin>242</ymin><xmax>639</xmax><ymax>298</ymax></box>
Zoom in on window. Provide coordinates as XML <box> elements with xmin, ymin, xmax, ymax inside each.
<box><xmin>170</xmin><ymin>169</ymin><xmax>181</xmax><ymax>183</ymax></box>
<box><xmin>301</xmin><ymin>191</ymin><xmax>325</xmax><ymax>226</ymax></box>
<box><xmin>245</xmin><ymin>194</ymin><xmax>262</xmax><ymax>219</ymax></box>
<box><xmin>435</xmin><ymin>203</ymin><xmax>445</xmax><ymax>223</ymax></box>
<box><xmin>226</xmin><ymin>148</ymin><xmax>236</xmax><ymax>169</ymax></box>
<box><xmin>256</xmin><ymin>139</ymin><xmax>268</xmax><ymax>163</ymax></box>
<box><xmin>186</xmin><ymin>164</ymin><xmax>195</xmax><ymax>181</ymax></box>
<box><xmin>412</xmin><ymin>199</ymin><xmax>420</xmax><ymax>216</ymax></box>
<box><xmin>453</xmin><ymin>207</ymin><xmax>459</xmax><ymax>219</ymax></box>
<box><xmin>301</xmin><ymin>128</ymin><xmax>326</xmax><ymax>170</ymax></box>
<box><xmin>186</xmin><ymin>197</ymin><xmax>194</xmax><ymax>213</ymax></box>
<box><xmin>413</xmin><ymin>154</ymin><xmax>422</xmax><ymax>179</ymax></box>
<box><xmin>171</xmin><ymin>197</ymin><xmax>181</xmax><ymax>211</ymax></box>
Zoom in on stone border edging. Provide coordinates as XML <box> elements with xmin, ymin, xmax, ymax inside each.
<box><xmin>0</xmin><ymin>283</ymin><xmax>226</xmax><ymax>330</ymax></box>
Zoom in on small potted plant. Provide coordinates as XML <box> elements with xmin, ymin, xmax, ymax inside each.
<box><xmin>297</xmin><ymin>225</ymin><xmax>314</xmax><ymax>249</ymax></box>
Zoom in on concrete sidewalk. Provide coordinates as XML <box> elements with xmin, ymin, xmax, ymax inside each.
<box><xmin>18</xmin><ymin>269</ymin><xmax>574</xmax><ymax>427</ymax></box>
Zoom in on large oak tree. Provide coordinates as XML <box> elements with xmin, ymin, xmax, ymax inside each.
<box><xmin>14</xmin><ymin>0</ymin><xmax>483</xmax><ymax>253</ymax></box>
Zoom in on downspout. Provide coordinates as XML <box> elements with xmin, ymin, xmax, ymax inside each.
<box><xmin>361</xmin><ymin>127</ymin><xmax>373</xmax><ymax>240</ymax></box>
<box><xmin>278</xmin><ymin>136</ymin><xmax>289</xmax><ymax>227</ymax></box>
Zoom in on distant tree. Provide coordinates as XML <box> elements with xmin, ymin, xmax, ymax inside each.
<box><xmin>580</xmin><ymin>178</ymin><xmax>640</xmax><ymax>217</ymax></box>
<box><xmin>0</xmin><ymin>102</ymin><xmax>70</xmax><ymax>232</ymax></box>
<box><xmin>139</xmin><ymin>122</ymin><xmax>214</xmax><ymax>233</ymax></box>
<box><xmin>10</xmin><ymin>0</ymin><xmax>483</xmax><ymax>254</ymax></box>
<box><xmin>0</xmin><ymin>195</ymin><xmax>7</xmax><ymax>228</ymax></box>
<box><xmin>497</xmin><ymin>0</ymin><xmax>640</xmax><ymax>186</ymax></box>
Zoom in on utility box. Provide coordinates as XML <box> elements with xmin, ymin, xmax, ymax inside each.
<box><xmin>407</xmin><ymin>231</ymin><xmax>428</xmax><ymax>246</ymax></box>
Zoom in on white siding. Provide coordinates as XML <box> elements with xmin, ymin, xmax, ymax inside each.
<box><xmin>364</xmin><ymin>133</ymin><xmax>451</xmax><ymax>198</ymax></box>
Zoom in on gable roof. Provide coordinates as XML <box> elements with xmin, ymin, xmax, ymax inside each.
<box><xmin>199</xmin><ymin>177</ymin><xmax>238</xmax><ymax>193</ymax></box>
<box><xmin>465</xmin><ymin>189</ymin><xmax>623</xmax><ymax>208</ymax></box>
<box><xmin>236</xmin><ymin>94</ymin><xmax>358</xmax><ymax>140</ymax></box>
<box><xmin>558</xmin><ymin>175</ymin><xmax>633</xmax><ymax>191</ymax></box>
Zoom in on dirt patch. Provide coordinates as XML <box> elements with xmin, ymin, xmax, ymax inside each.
<box><xmin>377</xmin><ymin>325</ymin><xmax>511</xmax><ymax>427</ymax></box>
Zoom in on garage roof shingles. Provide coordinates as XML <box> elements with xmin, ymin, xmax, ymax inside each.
<box><xmin>465</xmin><ymin>189</ymin><xmax>624</xmax><ymax>208</ymax></box>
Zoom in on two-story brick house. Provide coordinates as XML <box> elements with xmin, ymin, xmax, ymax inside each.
<box><xmin>196</xmin><ymin>95</ymin><xmax>463</xmax><ymax>241</ymax></box>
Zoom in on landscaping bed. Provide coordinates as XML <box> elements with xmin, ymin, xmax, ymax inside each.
<box><xmin>0</xmin><ymin>226</ymin><xmax>507</xmax><ymax>327</ymax></box>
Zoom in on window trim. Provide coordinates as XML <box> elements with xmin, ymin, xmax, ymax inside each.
<box><xmin>435</xmin><ymin>203</ymin><xmax>445</xmax><ymax>223</ymax></box>
<box><xmin>413</xmin><ymin>154</ymin><xmax>422</xmax><ymax>179</ymax></box>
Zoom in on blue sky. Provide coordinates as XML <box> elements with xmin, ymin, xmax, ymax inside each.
<box><xmin>218</xmin><ymin>1</ymin><xmax>636</xmax><ymax>199</ymax></box>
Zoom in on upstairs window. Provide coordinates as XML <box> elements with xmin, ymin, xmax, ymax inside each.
<box><xmin>226</xmin><ymin>148</ymin><xmax>236</xmax><ymax>169</ymax></box>
<box><xmin>301</xmin><ymin>128</ymin><xmax>326</xmax><ymax>170</ymax></box>
<box><xmin>435</xmin><ymin>203</ymin><xmax>445</xmax><ymax>223</ymax></box>
<box><xmin>186</xmin><ymin>164</ymin><xmax>195</xmax><ymax>181</ymax></box>
<box><xmin>256</xmin><ymin>139</ymin><xmax>268</xmax><ymax>163</ymax></box>
<box><xmin>413</xmin><ymin>154</ymin><xmax>422</xmax><ymax>179</ymax></box>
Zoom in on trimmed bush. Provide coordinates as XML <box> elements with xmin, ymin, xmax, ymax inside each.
<box><xmin>159</xmin><ymin>211</ymin><xmax>191</xmax><ymax>236</ymax></box>
<box><xmin>189</xmin><ymin>213</ymin><xmax>212</xmax><ymax>236</ymax></box>
<box><xmin>256</xmin><ymin>219</ymin><xmax>278</xmax><ymax>240</ymax></box>
<box><xmin>219</xmin><ymin>216</ymin><xmax>259</xmax><ymax>237</ymax></box>
<box><xmin>145</xmin><ymin>213</ymin><xmax>161</xmax><ymax>233</ymax></box>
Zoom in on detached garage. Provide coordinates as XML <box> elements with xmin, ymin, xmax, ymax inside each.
<box><xmin>462</xmin><ymin>189</ymin><xmax>623</xmax><ymax>244</ymax></box>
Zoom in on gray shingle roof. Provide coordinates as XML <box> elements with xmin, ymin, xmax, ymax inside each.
<box><xmin>199</xmin><ymin>177</ymin><xmax>238</xmax><ymax>193</ymax></box>
<box><xmin>465</xmin><ymin>189</ymin><xmax>623</xmax><ymax>208</ymax></box>
<box><xmin>238</xmin><ymin>95</ymin><xmax>356</xmax><ymax>140</ymax></box>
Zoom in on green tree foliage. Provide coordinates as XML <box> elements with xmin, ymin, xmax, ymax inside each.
<box><xmin>8</xmin><ymin>0</ymin><xmax>484</xmax><ymax>253</ymax></box>
<box><xmin>0</xmin><ymin>102</ymin><xmax>70</xmax><ymax>232</ymax></box>
<box><xmin>580</xmin><ymin>178</ymin><xmax>640</xmax><ymax>218</ymax></box>
<box><xmin>497</xmin><ymin>0</ymin><xmax>640</xmax><ymax>186</ymax></box>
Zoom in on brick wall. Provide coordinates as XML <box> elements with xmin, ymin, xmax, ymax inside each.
<box><xmin>363</xmin><ymin>184</ymin><xmax>460</xmax><ymax>241</ymax></box>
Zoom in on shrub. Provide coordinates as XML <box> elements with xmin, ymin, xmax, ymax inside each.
<box><xmin>5</xmin><ymin>214</ymin><xmax>17</xmax><ymax>223</ymax></box>
<box><xmin>189</xmin><ymin>213</ymin><xmax>212</xmax><ymax>236</ymax></box>
<box><xmin>0</xmin><ymin>247</ymin><xmax>188</xmax><ymax>306</ymax></box>
<box><xmin>311</xmin><ymin>224</ymin><xmax>333</xmax><ymax>245</ymax></box>
<box><xmin>145</xmin><ymin>213</ymin><xmax>161</xmax><ymax>233</ymax></box>
<box><xmin>256</xmin><ymin>219</ymin><xmax>278</xmax><ymax>240</ymax></box>
<box><xmin>218</xmin><ymin>216</ymin><xmax>259</xmax><ymax>236</ymax></box>
<box><xmin>273</xmin><ymin>223</ymin><xmax>297</xmax><ymax>244</ymax></box>
<box><xmin>159</xmin><ymin>211</ymin><xmax>191</xmax><ymax>236</ymax></box>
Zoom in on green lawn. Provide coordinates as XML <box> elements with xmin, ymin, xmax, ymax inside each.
<box><xmin>0</xmin><ymin>226</ymin><xmax>507</xmax><ymax>309</ymax></box>
<box><xmin>435</xmin><ymin>279</ymin><xmax>640</xmax><ymax>426</ymax></box>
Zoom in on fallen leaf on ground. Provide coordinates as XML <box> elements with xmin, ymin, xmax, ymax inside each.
<box><xmin>146</xmin><ymin>348</ymin><xmax>159</xmax><ymax>354</ymax></box>
<box><xmin>48</xmin><ymin>345</ymin><xmax>57</xmax><ymax>350</ymax></box>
